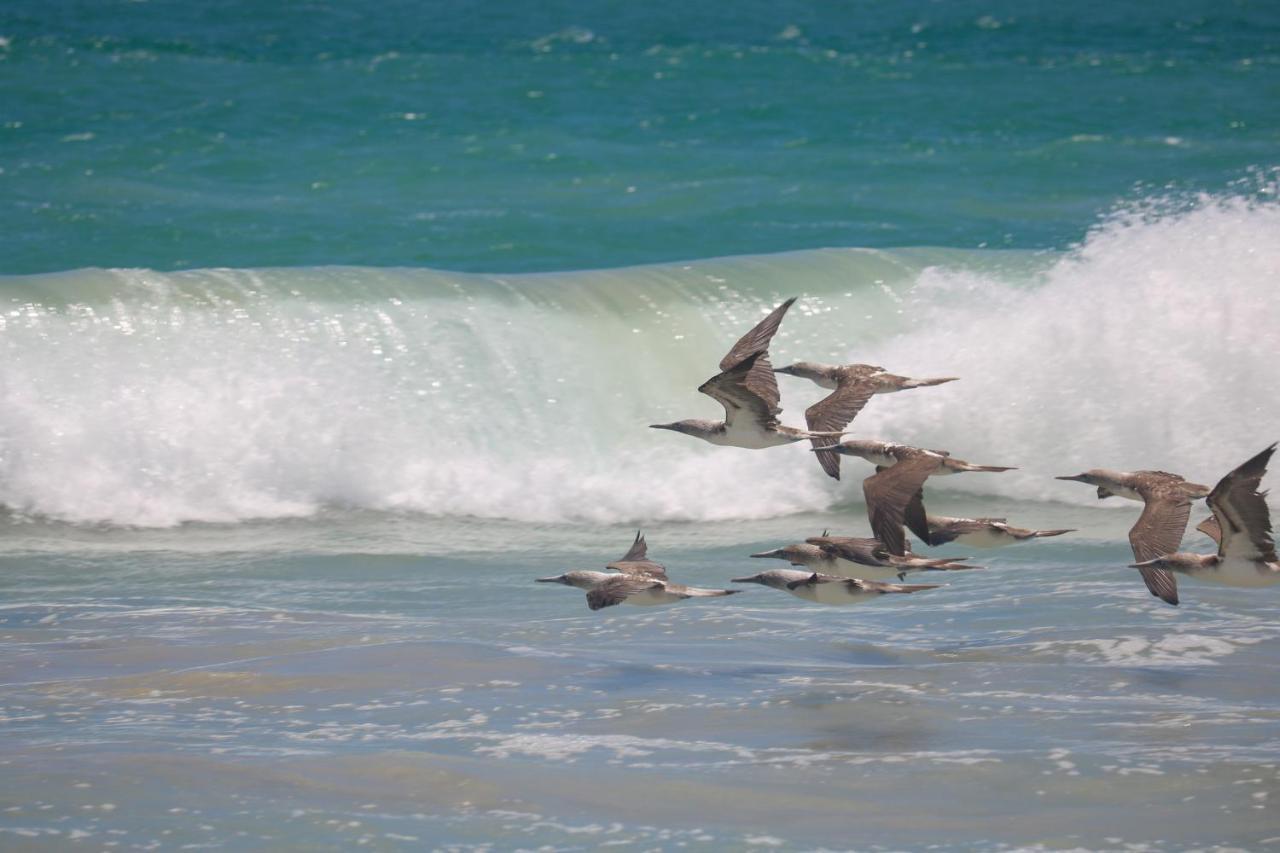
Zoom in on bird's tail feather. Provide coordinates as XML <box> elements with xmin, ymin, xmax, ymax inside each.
<box><xmin>888</xmin><ymin>555</ymin><xmax>980</xmax><ymax>571</ymax></box>
<box><xmin>902</xmin><ymin>377</ymin><xmax>958</xmax><ymax>388</ymax></box>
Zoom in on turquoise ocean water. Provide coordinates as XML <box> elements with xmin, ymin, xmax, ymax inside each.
<box><xmin>2</xmin><ymin>1</ymin><xmax>1280</xmax><ymax>849</ymax></box>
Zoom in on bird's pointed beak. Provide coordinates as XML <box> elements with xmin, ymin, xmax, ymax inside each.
<box><xmin>1055</xmin><ymin>474</ymin><xmax>1089</xmax><ymax>482</ymax></box>
<box><xmin>1129</xmin><ymin>558</ymin><xmax>1160</xmax><ymax>569</ymax></box>
<box><xmin>811</xmin><ymin>446</ymin><xmax>841</xmax><ymax>453</ymax></box>
<box><xmin>535</xmin><ymin>576</ymin><xmax>563</xmax><ymax>583</ymax></box>
<box><xmin>773</xmin><ymin>365</ymin><xmax>796</xmax><ymax>375</ymax></box>
<box><xmin>731</xmin><ymin>575</ymin><xmax>763</xmax><ymax>584</ymax></box>
<box><xmin>750</xmin><ymin>549</ymin><xmax>782</xmax><ymax>559</ymax></box>
<box><xmin>649</xmin><ymin>423</ymin><xmax>674</xmax><ymax>431</ymax></box>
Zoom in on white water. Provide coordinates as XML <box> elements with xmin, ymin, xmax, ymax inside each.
<box><xmin>0</xmin><ymin>195</ymin><xmax>1276</xmax><ymax>526</ymax></box>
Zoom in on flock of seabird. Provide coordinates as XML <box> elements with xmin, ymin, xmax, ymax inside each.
<box><xmin>539</xmin><ymin>298</ymin><xmax>1280</xmax><ymax>610</ymax></box>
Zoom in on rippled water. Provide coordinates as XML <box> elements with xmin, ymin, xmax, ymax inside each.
<box><xmin>3</xmin><ymin>498</ymin><xmax>1279</xmax><ymax>850</ymax></box>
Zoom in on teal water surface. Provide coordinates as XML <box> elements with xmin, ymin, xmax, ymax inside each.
<box><xmin>1</xmin><ymin>0</ymin><xmax>1277</xmax><ymax>272</ymax></box>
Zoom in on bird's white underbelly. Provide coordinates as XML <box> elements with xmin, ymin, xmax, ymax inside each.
<box><xmin>624</xmin><ymin>588</ymin><xmax>684</xmax><ymax>606</ymax></box>
<box><xmin>715</xmin><ymin>424</ymin><xmax>796</xmax><ymax>449</ymax></box>
<box><xmin>1192</xmin><ymin>559</ymin><xmax>1280</xmax><ymax>588</ymax></box>
<box><xmin>790</xmin><ymin>583</ymin><xmax>874</xmax><ymax>605</ymax></box>
<box><xmin>952</xmin><ymin>528</ymin><xmax>1017</xmax><ymax>549</ymax></box>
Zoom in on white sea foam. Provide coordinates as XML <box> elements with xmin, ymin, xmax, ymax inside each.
<box><xmin>856</xmin><ymin>193</ymin><xmax>1280</xmax><ymax>503</ymax></box>
<box><xmin>0</xmin><ymin>194</ymin><xmax>1276</xmax><ymax>526</ymax></box>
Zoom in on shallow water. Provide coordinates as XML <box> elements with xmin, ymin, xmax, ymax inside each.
<box><xmin>3</xmin><ymin>498</ymin><xmax>1279</xmax><ymax>850</ymax></box>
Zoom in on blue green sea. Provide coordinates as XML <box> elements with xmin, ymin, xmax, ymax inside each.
<box><xmin>2</xmin><ymin>1</ymin><xmax>1279</xmax><ymax>849</ymax></box>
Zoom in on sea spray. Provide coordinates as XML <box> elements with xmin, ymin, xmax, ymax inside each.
<box><xmin>854</xmin><ymin>193</ymin><xmax>1280</xmax><ymax>501</ymax></box>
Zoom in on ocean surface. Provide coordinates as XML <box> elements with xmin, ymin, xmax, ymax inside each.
<box><xmin>2</xmin><ymin>1</ymin><xmax>1280</xmax><ymax>850</ymax></box>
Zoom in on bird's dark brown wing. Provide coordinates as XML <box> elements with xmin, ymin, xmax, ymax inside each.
<box><xmin>604</xmin><ymin>531</ymin><xmax>667</xmax><ymax>577</ymax></box>
<box><xmin>617</xmin><ymin>530</ymin><xmax>647</xmax><ymax>562</ymax></box>
<box><xmin>805</xmin><ymin>380</ymin><xmax>875</xmax><ymax>480</ymax></box>
<box><xmin>586</xmin><ymin>576</ymin><xmax>665</xmax><ymax>611</ymax></box>
<box><xmin>903</xmin><ymin>486</ymin><xmax>932</xmax><ymax>545</ymax></box>
<box><xmin>863</xmin><ymin>456</ymin><xmax>942</xmax><ymax>556</ymax></box>
<box><xmin>806</xmin><ymin>536</ymin><xmax>891</xmax><ymax>566</ymax></box>
<box><xmin>1207</xmin><ymin>444</ymin><xmax>1277</xmax><ymax>562</ymax></box>
<box><xmin>1128</xmin><ymin>485</ymin><xmax>1192</xmax><ymax>606</ymax></box>
<box><xmin>1196</xmin><ymin>515</ymin><xmax>1222</xmax><ymax>545</ymax></box>
<box><xmin>606</xmin><ymin>560</ymin><xmax>667</xmax><ymax>579</ymax></box>
<box><xmin>717</xmin><ymin>299</ymin><xmax>796</xmax><ymax>416</ymax></box>
<box><xmin>720</xmin><ymin>298</ymin><xmax>796</xmax><ymax>372</ymax></box>
<box><xmin>698</xmin><ymin>351</ymin><xmax>780</xmax><ymax>429</ymax></box>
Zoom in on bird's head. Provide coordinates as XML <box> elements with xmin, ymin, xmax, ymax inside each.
<box><xmin>1056</xmin><ymin>469</ymin><xmax>1121</xmax><ymax>498</ymax></box>
<box><xmin>749</xmin><ymin>544</ymin><xmax>816</xmax><ymax>565</ymax></box>
<box><xmin>649</xmin><ymin>419</ymin><xmax>714</xmax><ymax>436</ymax></box>
<box><xmin>536</xmin><ymin>571</ymin><xmax>601</xmax><ymax>589</ymax></box>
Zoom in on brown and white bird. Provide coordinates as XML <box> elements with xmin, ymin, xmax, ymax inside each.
<box><xmin>650</xmin><ymin>298</ymin><xmax>844</xmax><ymax>451</ymax></box>
<box><xmin>731</xmin><ymin>569</ymin><xmax>939</xmax><ymax>605</ymax></box>
<box><xmin>536</xmin><ymin>531</ymin><xmax>738</xmax><ymax>610</ymax></box>
<box><xmin>750</xmin><ymin>534</ymin><xmax>977</xmax><ymax>581</ymax></box>
<box><xmin>919</xmin><ymin>516</ymin><xmax>1075</xmax><ymax>549</ymax></box>
<box><xmin>1128</xmin><ymin>444</ymin><xmax>1280</xmax><ymax>593</ymax></box>
<box><xmin>774</xmin><ymin>362</ymin><xmax>957</xmax><ymax>480</ymax></box>
<box><xmin>812</xmin><ymin>440</ymin><xmax>1015</xmax><ymax>556</ymax></box>
<box><xmin>1056</xmin><ymin>467</ymin><xmax>1211</xmax><ymax>606</ymax></box>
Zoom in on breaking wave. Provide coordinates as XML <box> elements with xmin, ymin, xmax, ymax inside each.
<box><xmin>1</xmin><ymin>192</ymin><xmax>1277</xmax><ymax>526</ymax></box>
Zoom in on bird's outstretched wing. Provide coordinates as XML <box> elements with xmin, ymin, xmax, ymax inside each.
<box><xmin>716</xmin><ymin>298</ymin><xmax>795</xmax><ymax>418</ymax></box>
<box><xmin>698</xmin><ymin>351</ymin><xmax>780</xmax><ymax>430</ymax></box>
<box><xmin>605</xmin><ymin>531</ymin><xmax>668</xmax><ymax>578</ymax></box>
<box><xmin>806</xmin><ymin>535</ymin><xmax>891</xmax><ymax>566</ymax></box>
<box><xmin>618</xmin><ymin>530</ymin><xmax>647</xmax><ymax>562</ymax></box>
<box><xmin>1207</xmin><ymin>444</ymin><xmax>1277</xmax><ymax>562</ymax></box>
<box><xmin>1196</xmin><ymin>515</ymin><xmax>1222</xmax><ymax>545</ymax></box>
<box><xmin>862</xmin><ymin>457</ymin><xmax>941</xmax><ymax>556</ymax></box>
<box><xmin>903</xmin><ymin>485</ymin><xmax>932</xmax><ymax>545</ymax></box>
<box><xmin>720</xmin><ymin>298</ymin><xmax>796</xmax><ymax>372</ymax></box>
<box><xmin>1128</xmin><ymin>484</ymin><xmax>1193</xmax><ymax>606</ymax></box>
<box><xmin>586</xmin><ymin>576</ymin><xmax>665</xmax><ymax>611</ymax></box>
<box><xmin>805</xmin><ymin>380</ymin><xmax>875</xmax><ymax>480</ymax></box>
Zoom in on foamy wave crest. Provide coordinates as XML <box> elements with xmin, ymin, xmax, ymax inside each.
<box><xmin>851</xmin><ymin>192</ymin><xmax>1280</xmax><ymax>503</ymax></box>
<box><xmin>0</xmin><ymin>192</ymin><xmax>1276</xmax><ymax>526</ymax></box>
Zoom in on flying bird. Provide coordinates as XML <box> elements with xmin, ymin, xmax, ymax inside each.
<box><xmin>750</xmin><ymin>534</ymin><xmax>977</xmax><ymax>581</ymax></box>
<box><xmin>1056</xmin><ymin>466</ymin><xmax>1211</xmax><ymax>605</ymax></box>
<box><xmin>536</xmin><ymin>531</ymin><xmax>737</xmax><ymax>610</ymax></box>
<box><xmin>732</xmin><ymin>569</ymin><xmax>939</xmax><ymax>605</ymax></box>
<box><xmin>1128</xmin><ymin>444</ymin><xmax>1280</xmax><ymax>593</ymax></box>
<box><xmin>775</xmin><ymin>362</ymin><xmax>957</xmax><ymax>480</ymax></box>
<box><xmin>650</xmin><ymin>298</ymin><xmax>845</xmax><ymax>451</ymax></box>
<box><xmin>813</xmin><ymin>440</ymin><xmax>1015</xmax><ymax>556</ymax></box>
<box><xmin>919</xmin><ymin>516</ymin><xmax>1075</xmax><ymax>549</ymax></box>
